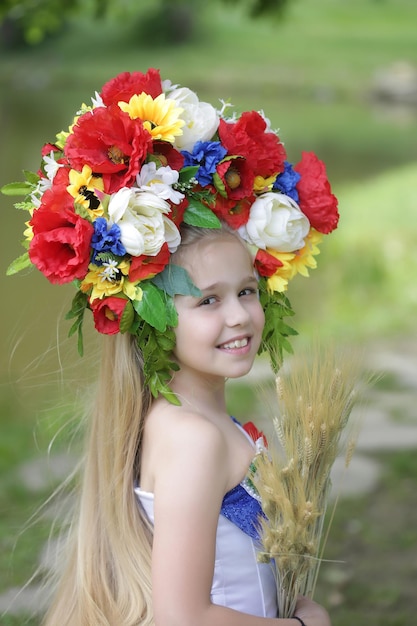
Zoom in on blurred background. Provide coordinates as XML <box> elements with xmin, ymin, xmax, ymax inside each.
<box><xmin>0</xmin><ymin>0</ymin><xmax>416</xmax><ymax>624</ymax></box>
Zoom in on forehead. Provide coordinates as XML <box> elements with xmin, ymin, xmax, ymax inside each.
<box><xmin>180</xmin><ymin>235</ymin><xmax>255</xmax><ymax>285</ymax></box>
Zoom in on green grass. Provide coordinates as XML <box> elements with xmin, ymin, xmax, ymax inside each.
<box><xmin>314</xmin><ymin>449</ymin><xmax>417</xmax><ymax>626</ymax></box>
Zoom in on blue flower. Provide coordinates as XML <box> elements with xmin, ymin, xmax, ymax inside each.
<box><xmin>273</xmin><ymin>161</ymin><xmax>301</xmax><ymax>203</ymax></box>
<box><xmin>182</xmin><ymin>141</ymin><xmax>227</xmax><ymax>187</ymax></box>
<box><xmin>91</xmin><ymin>217</ymin><xmax>126</xmax><ymax>258</ymax></box>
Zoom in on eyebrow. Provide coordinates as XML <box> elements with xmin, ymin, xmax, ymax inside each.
<box><xmin>199</xmin><ymin>275</ymin><xmax>258</xmax><ymax>293</ymax></box>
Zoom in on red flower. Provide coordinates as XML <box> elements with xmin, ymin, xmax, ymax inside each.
<box><xmin>243</xmin><ymin>421</ymin><xmax>268</xmax><ymax>447</ymax></box>
<box><xmin>218</xmin><ymin>111</ymin><xmax>286</xmax><ymax>177</ymax></box>
<box><xmin>64</xmin><ymin>104</ymin><xmax>152</xmax><ymax>194</ymax></box>
<box><xmin>29</xmin><ymin>188</ymin><xmax>93</xmax><ymax>284</ymax></box>
<box><xmin>152</xmin><ymin>141</ymin><xmax>185</xmax><ymax>171</ymax></box>
<box><xmin>50</xmin><ymin>165</ymin><xmax>70</xmax><ymax>189</ymax></box>
<box><xmin>100</xmin><ymin>68</ymin><xmax>163</xmax><ymax>105</ymax></box>
<box><xmin>168</xmin><ymin>196</ymin><xmax>188</xmax><ymax>226</ymax></box>
<box><xmin>211</xmin><ymin>194</ymin><xmax>253</xmax><ymax>229</ymax></box>
<box><xmin>90</xmin><ymin>296</ymin><xmax>129</xmax><ymax>335</ymax></box>
<box><xmin>254</xmin><ymin>249</ymin><xmax>283</xmax><ymax>277</ymax></box>
<box><xmin>215</xmin><ymin>157</ymin><xmax>254</xmax><ymax>201</ymax></box>
<box><xmin>294</xmin><ymin>152</ymin><xmax>339</xmax><ymax>234</ymax></box>
<box><xmin>41</xmin><ymin>142</ymin><xmax>61</xmax><ymax>157</ymax></box>
<box><xmin>129</xmin><ymin>243</ymin><xmax>170</xmax><ymax>282</ymax></box>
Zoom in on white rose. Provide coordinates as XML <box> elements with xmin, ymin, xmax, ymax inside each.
<box><xmin>168</xmin><ymin>87</ymin><xmax>219</xmax><ymax>152</ymax></box>
<box><xmin>239</xmin><ymin>192</ymin><xmax>310</xmax><ymax>252</ymax></box>
<box><xmin>163</xmin><ymin>216</ymin><xmax>181</xmax><ymax>253</ymax></box>
<box><xmin>108</xmin><ymin>188</ymin><xmax>170</xmax><ymax>256</ymax></box>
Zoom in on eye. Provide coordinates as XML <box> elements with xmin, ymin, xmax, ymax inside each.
<box><xmin>199</xmin><ymin>296</ymin><xmax>217</xmax><ymax>306</ymax></box>
<box><xmin>239</xmin><ymin>287</ymin><xmax>258</xmax><ymax>297</ymax></box>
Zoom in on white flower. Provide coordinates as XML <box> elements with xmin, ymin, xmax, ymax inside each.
<box><xmin>168</xmin><ymin>87</ymin><xmax>219</xmax><ymax>152</ymax></box>
<box><xmin>108</xmin><ymin>188</ymin><xmax>171</xmax><ymax>256</ymax></box>
<box><xmin>239</xmin><ymin>192</ymin><xmax>310</xmax><ymax>252</ymax></box>
<box><xmin>43</xmin><ymin>151</ymin><xmax>63</xmax><ymax>182</ymax></box>
<box><xmin>30</xmin><ymin>151</ymin><xmax>63</xmax><ymax>206</ymax></box>
<box><xmin>91</xmin><ymin>91</ymin><xmax>104</xmax><ymax>108</ymax></box>
<box><xmin>163</xmin><ymin>215</ymin><xmax>181</xmax><ymax>253</ymax></box>
<box><xmin>136</xmin><ymin>162</ymin><xmax>185</xmax><ymax>205</ymax></box>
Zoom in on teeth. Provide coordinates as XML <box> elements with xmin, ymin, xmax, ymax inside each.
<box><xmin>222</xmin><ymin>338</ymin><xmax>249</xmax><ymax>350</ymax></box>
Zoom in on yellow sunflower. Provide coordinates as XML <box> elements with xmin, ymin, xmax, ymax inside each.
<box><xmin>118</xmin><ymin>93</ymin><xmax>184</xmax><ymax>143</ymax></box>
<box><xmin>289</xmin><ymin>228</ymin><xmax>323</xmax><ymax>279</ymax></box>
<box><xmin>81</xmin><ymin>260</ymin><xmax>141</xmax><ymax>303</ymax></box>
<box><xmin>67</xmin><ymin>165</ymin><xmax>104</xmax><ymax>218</ymax></box>
<box><xmin>266</xmin><ymin>250</ymin><xmax>296</xmax><ymax>293</ymax></box>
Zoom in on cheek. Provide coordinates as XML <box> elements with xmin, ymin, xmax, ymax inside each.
<box><xmin>253</xmin><ymin>301</ymin><xmax>265</xmax><ymax>336</ymax></box>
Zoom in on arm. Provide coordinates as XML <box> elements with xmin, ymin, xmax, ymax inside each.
<box><xmin>150</xmin><ymin>411</ymin><xmax>331</xmax><ymax>626</ymax></box>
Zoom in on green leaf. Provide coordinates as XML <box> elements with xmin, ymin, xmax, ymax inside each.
<box><xmin>257</xmin><ymin>282</ymin><xmax>297</xmax><ymax>372</ymax></box>
<box><xmin>152</xmin><ymin>264</ymin><xmax>201</xmax><ymax>298</ymax></box>
<box><xmin>165</xmin><ymin>296</ymin><xmax>178</xmax><ymax>327</ymax></box>
<box><xmin>74</xmin><ymin>202</ymin><xmax>94</xmax><ymax>222</ymax></box>
<box><xmin>1</xmin><ymin>182</ymin><xmax>33</xmax><ymax>196</ymax></box>
<box><xmin>23</xmin><ymin>170</ymin><xmax>40</xmax><ymax>185</ymax></box>
<box><xmin>65</xmin><ymin>291</ymin><xmax>89</xmax><ymax>320</ymax></box>
<box><xmin>136</xmin><ymin>323</ymin><xmax>180</xmax><ymax>405</ymax></box>
<box><xmin>132</xmin><ymin>283</ymin><xmax>168</xmax><ymax>332</ymax></box>
<box><xmin>6</xmin><ymin>253</ymin><xmax>32</xmax><ymax>275</ymax></box>
<box><xmin>183</xmin><ymin>198</ymin><xmax>221</xmax><ymax>228</ymax></box>
<box><xmin>119</xmin><ymin>300</ymin><xmax>135</xmax><ymax>333</ymax></box>
<box><xmin>65</xmin><ymin>291</ymin><xmax>88</xmax><ymax>357</ymax></box>
<box><xmin>212</xmin><ymin>171</ymin><xmax>227</xmax><ymax>198</ymax></box>
<box><xmin>179</xmin><ymin>165</ymin><xmax>199</xmax><ymax>183</ymax></box>
<box><xmin>13</xmin><ymin>201</ymin><xmax>35</xmax><ymax>211</ymax></box>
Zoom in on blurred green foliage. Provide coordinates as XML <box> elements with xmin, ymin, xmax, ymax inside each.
<box><xmin>0</xmin><ymin>0</ymin><xmax>290</xmax><ymax>48</ymax></box>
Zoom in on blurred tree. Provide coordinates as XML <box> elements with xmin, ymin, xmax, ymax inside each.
<box><xmin>0</xmin><ymin>0</ymin><xmax>78</xmax><ymax>47</ymax></box>
<box><xmin>0</xmin><ymin>0</ymin><xmax>291</xmax><ymax>48</ymax></box>
<box><xmin>224</xmin><ymin>0</ymin><xmax>290</xmax><ymax>18</ymax></box>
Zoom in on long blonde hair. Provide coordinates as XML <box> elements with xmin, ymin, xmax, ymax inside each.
<box><xmin>43</xmin><ymin>223</ymin><xmax>243</xmax><ymax>625</ymax></box>
<box><xmin>43</xmin><ymin>334</ymin><xmax>154</xmax><ymax>625</ymax></box>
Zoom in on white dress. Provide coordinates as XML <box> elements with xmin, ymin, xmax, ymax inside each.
<box><xmin>134</xmin><ymin>422</ymin><xmax>278</xmax><ymax>618</ymax></box>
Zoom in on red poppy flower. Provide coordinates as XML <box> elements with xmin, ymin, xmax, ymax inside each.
<box><xmin>218</xmin><ymin>111</ymin><xmax>287</xmax><ymax>177</ymax></box>
<box><xmin>211</xmin><ymin>194</ymin><xmax>253</xmax><ymax>229</ymax></box>
<box><xmin>90</xmin><ymin>296</ymin><xmax>129</xmax><ymax>334</ymax></box>
<box><xmin>64</xmin><ymin>104</ymin><xmax>152</xmax><ymax>194</ymax></box>
<box><xmin>215</xmin><ymin>157</ymin><xmax>254</xmax><ymax>201</ymax></box>
<box><xmin>29</xmin><ymin>188</ymin><xmax>93</xmax><ymax>284</ymax></box>
<box><xmin>254</xmin><ymin>249</ymin><xmax>283</xmax><ymax>277</ymax></box>
<box><xmin>129</xmin><ymin>243</ymin><xmax>170</xmax><ymax>282</ymax></box>
<box><xmin>41</xmin><ymin>142</ymin><xmax>61</xmax><ymax>157</ymax></box>
<box><xmin>152</xmin><ymin>140</ymin><xmax>185</xmax><ymax>171</ymax></box>
<box><xmin>49</xmin><ymin>165</ymin><xmax>70</xmax><ymax>191</ymax></box>
<box><xmin>294</xmin><ymin>152</ymin><xmax>339</xmax><ymax>234</ymax></box>
<box><xmin>100</xmin><ymin>68</ymin><xmax>163</xmax><ymax>105</ymax></box>
<box><xmin>243</xmin><ymin>421</ymin><xmax>268</xmax><ymax>447</ymax></box>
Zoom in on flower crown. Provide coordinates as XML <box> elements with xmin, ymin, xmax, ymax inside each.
<box><xmin>2</xmin><ymin>68</ymin><xmax>339</xmax><ymax>404</ymax></box>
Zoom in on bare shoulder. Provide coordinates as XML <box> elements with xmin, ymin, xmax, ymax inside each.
<box><xmin>141</xmin><ymin>401</ymin><xmax>229</xmax><ymax>494</ymax></box>
<box><xmin>147</xmin><ymin>402</ymin><xmax>227</xmax><ymax>461</ymax></box>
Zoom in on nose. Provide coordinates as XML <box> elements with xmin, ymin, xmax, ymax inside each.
<box><xmin>225</xmin><ymin>295</ymin><xmax>251</xmax><ymax>327</ymax></box>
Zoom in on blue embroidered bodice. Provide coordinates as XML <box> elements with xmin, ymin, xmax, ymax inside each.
<box><xmin>220</xmin><ymin>482</ymin><xmax>263</xmax><ymax>540</ymax></box>
<box><xmin>220</xmin><ymin>417</ymin><xmax>264</xmax><ymax>541</ymax></box>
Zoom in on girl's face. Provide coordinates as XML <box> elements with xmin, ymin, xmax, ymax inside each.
<box><xmin>173</xmin><ymin>235</ymin><xmax>265</xmax><ymax>384</ymax></box>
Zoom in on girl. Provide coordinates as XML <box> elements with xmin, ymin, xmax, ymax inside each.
<box><xmin>3</xmin><ymin>69</ymin><xmax>339</xmax><ymax>625</ymax></box>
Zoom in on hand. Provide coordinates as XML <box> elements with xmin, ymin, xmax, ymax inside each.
<box><xmin>293</xmin><ymin>595</ymin><xmax>331</xmax><ymax>626</ymax></box>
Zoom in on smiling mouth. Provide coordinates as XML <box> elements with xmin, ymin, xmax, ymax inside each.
<box><xmin>219</xmin><ymin>337</ymin><xmax>249</xmax><ymax>350</ymax></box>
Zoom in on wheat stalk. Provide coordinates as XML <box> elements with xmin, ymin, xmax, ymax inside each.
<box><xmin>253</xmin><ymin>346</ymin><xmax>365</xmax><ymax>618</ymax></box>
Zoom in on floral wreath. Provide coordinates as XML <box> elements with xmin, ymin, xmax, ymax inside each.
<box><xmin>2</xmin><ymin>68</ymin><xmax>339</xmax><ymax>404</ymax></box>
